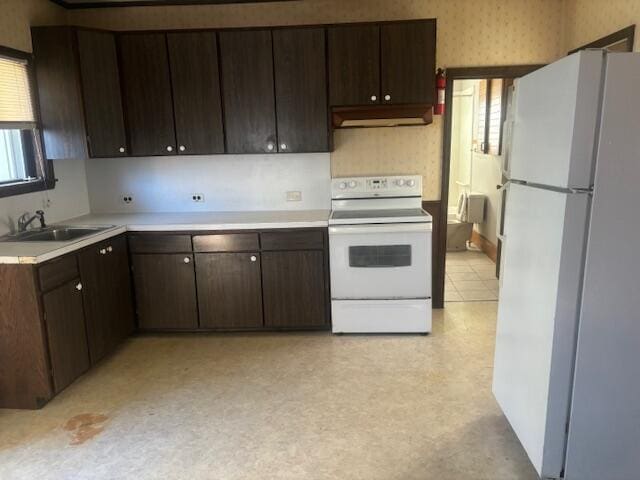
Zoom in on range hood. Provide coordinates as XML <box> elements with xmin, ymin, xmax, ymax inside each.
<box><xmin>331</xmin><ymin>104</ymin><xmax>433</xmax><ymax>128</ymax></box>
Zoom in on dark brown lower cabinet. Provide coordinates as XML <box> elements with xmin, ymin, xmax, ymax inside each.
<box><xmin>42</xmin><ymin>279</ymin><xmax>90</xmax><ymax>393</ymax></box>
<box><xmin>196</xmin><ymin>252</ymin><xmax>263</xmax><ymax>329</ymax></box>
<box><xmin>132</xmin><ymin>254</ymin><xmax>199</xmax><ymax>330</ymax></box>
<box><xmin>78</xmin><ymin>235</ymin><xmax>134</xmax><ymax>364</ymax></box>
<box><xmin>262</xmin><ymin>250</ymin><xmax>327</xmax><ymax>328</ymax></box>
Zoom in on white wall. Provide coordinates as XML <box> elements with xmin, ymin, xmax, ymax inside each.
<box><xmin>471</xmin><ymin>152</ymin><xmax>502</xmax><ymax>245</ymax></box>
<box><xmin>85</xmin><ymin>153</ymin><xmax>331</xmax><ymax>213</ymax></box>
<box><xmin>0</xmin><ymin>157</ymin><xmax>90</xmax><ymax>236</ymax></box>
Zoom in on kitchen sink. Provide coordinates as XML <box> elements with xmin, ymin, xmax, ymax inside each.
<box><xmin>0</xmin><ymin>225</ymin><xmax>113</xmax><ymax>242</ymax></box>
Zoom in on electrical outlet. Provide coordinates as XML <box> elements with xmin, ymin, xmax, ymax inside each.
<box><xmin>122</xmin><ymin>195</ymin><xmax>133</xmax><ymax>204</ymax></box>
<box><xmin>191</xmin><ymin>193</ymin><xmax>205</xmax><ymax>202</ymax></box>
<box><xmin>286</xmin><ymin>191</ymin><xmax>302</xmax><ymax>202</ymax></box>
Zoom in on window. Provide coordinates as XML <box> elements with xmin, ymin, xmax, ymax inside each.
<box><xmin>0</xmin><ymin>45</ymin><xmax>52</xmax><ymax>198</ymax></box>
<box><xmin>473</xmin><ymin>78</ymin><xmax>512</xmax><ymax>156</ymax></box>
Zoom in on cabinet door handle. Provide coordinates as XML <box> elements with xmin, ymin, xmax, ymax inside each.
<box><xmin>119</xmin><ymin>146</ymin><xmax>125</xmax><ymax>153</ymax></box>
<box><xmin>75</xmin><ymin>282</ymin><xmax>83</xmax><ymax>291</ymax></box>
<box><xmin>183</xmin><ymin>257</ymin><xmax>191</xmax><ymax>264</ymax></box>
<box><xmin>166</xmin><ymin>146</ymin><xmax>174</xmax><ymax>152</ymax></box>
<box><xmin>250</xmin><ymin>255</ymin><xmax>257</xmax><ymax>262</ymax></box>
<box><xmin>266</xmin><ymin>143</ymin><xmax>274</xmax><ymax>151</ymax></box>
<box><xmin>107</xmin><ymin>246</ymin><xmax>113</xmax><ymax>253</ymax></box>
<box><xmin>280</xmin><ymin>143</ymin><xmax>287</xmax><ymax>151</ymax></box>
<box><xmin>99</xmin><ymin>248</ymin><xmax>107</xmax><ymax>255</ymax></box>
<box><xmin>179</xmin><ymin>145</ymin><xmax>186</xmax><ymax>152</ymax></box>
<box><xmin>384</xmin><ymin>94</ymin><xmax>391</xmax><ymax>101</ymax></box>
<box><xmin>370</xmin><ymin>95</ymin><xmax>377</xmax><ymax>102</ymax></box>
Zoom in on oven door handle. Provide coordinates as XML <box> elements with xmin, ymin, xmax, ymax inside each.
<box><xmin>329</xmin><ymin>223</ymin><xmax>432</xmax><ymax>235</ymax></box>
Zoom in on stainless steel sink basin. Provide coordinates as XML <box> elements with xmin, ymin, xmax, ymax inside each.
<box><xmin>1</xmin><ymin>225</ymin><xmax>112</xmax><ymax>242</ymax></box>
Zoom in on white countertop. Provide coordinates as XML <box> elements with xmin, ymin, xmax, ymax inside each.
<box><xmin>0</xmin><ymin>210</ymin><xmax>330</xmax><ymax>265</ymax></box>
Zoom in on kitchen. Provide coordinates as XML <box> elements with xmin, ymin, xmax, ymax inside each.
<box><xmin>0</xmin><ymin>1</ymin><xmax>639</xmax><ymax>479</ymax></box>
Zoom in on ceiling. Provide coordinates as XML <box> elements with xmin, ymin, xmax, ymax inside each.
<box><xmin>50</xmin><ymin>0</ymin><xmax>295</xmax><ymax>8</ymax></box>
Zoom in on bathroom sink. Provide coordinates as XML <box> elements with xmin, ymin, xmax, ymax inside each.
<box><xmin>1</xmin><ymin>226</ymin><xmax>112</xmax><ymax>242</ymax></box>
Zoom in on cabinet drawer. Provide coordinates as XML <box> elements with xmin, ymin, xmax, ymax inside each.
<box><xmin>129</xmin><ymin>234</ymin><xmax>192</xmax><ymax>253</ymax></box>
<box><xmin>38</xmin><ymin>255</ymin><xmax>79</xmax><ymax>292</ymax></box>
<box><xmin>193</xmin><ymin>233</ymin><xmax>259</xmax><ymax>252</ymax></box>
<box><xmin>260</xmin><ymin>230</ymin><xmax>324</xmax><ymax>251</ymax></box>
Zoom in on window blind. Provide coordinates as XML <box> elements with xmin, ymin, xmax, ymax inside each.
<box><xmin>487</xmin><ymin>78</ymin><xmax>504</xmax><ymax>155</ymax></box>
<box><xmin>0</xmin><ymin>55</ymin><xmax>35</xmax><ymax>127</ymax></box>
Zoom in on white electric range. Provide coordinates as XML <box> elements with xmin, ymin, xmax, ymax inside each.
<box><xmin>328</xmin><ymin>175</ymin><xmax>432</xmax><ymax>333</ymax></box>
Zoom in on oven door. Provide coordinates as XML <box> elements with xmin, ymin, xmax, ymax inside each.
<box><xmin>329</xmin><ymin>223</ymin><xmax>431</xmax><ymax>299</ymax></box>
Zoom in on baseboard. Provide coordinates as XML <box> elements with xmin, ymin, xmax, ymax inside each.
<box><xmin>471</xmin><ymin>230</ymin><xmax>497</xmax><ymax>263</ymax></box>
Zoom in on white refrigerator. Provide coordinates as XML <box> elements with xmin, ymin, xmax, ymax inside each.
<box><xmin>493</xmin><ymin>50</ymin><xmax>640</xmax><ymax>480</ymax></box>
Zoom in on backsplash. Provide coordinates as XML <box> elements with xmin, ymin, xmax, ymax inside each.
<box><xmin>331</xmin><ymin>118</ymin><xmax>442</xmax><ymax>199</ymax></box>
<box><xmin>85</xmin><ymin>153</ymin><xmax>331</xmax><ymax>213</ymax></box>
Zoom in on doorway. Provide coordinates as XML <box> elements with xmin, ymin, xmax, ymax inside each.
<box><xmin>437</xmin><ymin>66</ymin><xmax>544</xmax><ymax>304</ymax></box>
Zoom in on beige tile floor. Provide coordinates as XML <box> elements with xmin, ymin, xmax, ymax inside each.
<box><xmin>0</xmin><ymin>302</ymin><xmax>536</xmax><ymax>480</ymax></box>
<box><xmin>445</xmin><ymin>250</ymin><xmax>499</xmax><ymax>302</ymax></box>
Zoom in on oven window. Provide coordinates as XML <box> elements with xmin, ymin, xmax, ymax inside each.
<box><xmin>349</xmin><ymin>245</ymin><xmax>412</xmax><ymax>268</ymax></box>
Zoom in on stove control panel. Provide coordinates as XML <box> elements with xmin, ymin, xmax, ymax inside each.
<box><xmin>331</xmin><ymin>175</ymin><xmax>422</xmax><ymax>199</ymax></box>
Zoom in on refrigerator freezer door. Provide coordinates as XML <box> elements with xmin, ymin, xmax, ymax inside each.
<box><xmin>564</xmin><ymin>53</ymin><xmax>640</xmax><ymax>480</ymax></box>
<box><xmin>510</xmin><ymin>50</ymin><xmax>603</xmax><ymax>189</ymax></box>
<box><xmin>492</xmin><ymin>182</ymin><xmax>590</xmax><ymax>478</ymax></box>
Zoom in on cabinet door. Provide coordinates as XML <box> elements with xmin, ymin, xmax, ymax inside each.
<box><xmin>31</xmin><ymin>27</ymin><xmax>88</xmax><ymax>160</ymax></box>
<box><xmin>167</xmin><ymin>32</ymin><xmax>225</xmax><ymax>155</ymax></box>
<box><xmin>219</xmin><ymin>30</ymin><xmax>277</xmax><ymax>153</ymax></box>
<box><xmin>118</xmin><ymin>33</ymin><xmax>176</xmax><ymax>156</ymax></box>
<box><xmin>381</xmin><ymin>21</ymin><xmax>436</xmax><ymax>105</ymax></box>
<box><xmin>273</xmin><ymin>28</ymin><xmax>328</xmax><ymax>153</ymax></box>
<box><xmin>328</xmin><ymin>24</ymin><xmax>380</xmax><ymax>106</ymax></box>
<box><xmin>196</xmin><ymin>253</ymin><xmax>263</xmax><ymax>329</ymax></box>
<box><xmin>132</xmin><ymin>254</ymin><xmax>198</xmax><ymax>330</ymax></box>
<box><xmin>42</xmin><ymin>279</ymin><xmax>90</xmax><ymax>393</ymax></box>
<box><xmin>76</xmin><ymin>29</ymin><xmax>127</xmax><ymax>158</ymax></box>
<box><xmin>262</xmin><ymin>251</ymin><xmax>327</xmax><ymax>328</ymax></box>
<box><xmin>78</xmin><ymin>236</ymin><xmax>134</xmax><ymax>364</ymax></box>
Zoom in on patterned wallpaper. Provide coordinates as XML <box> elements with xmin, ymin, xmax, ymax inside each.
<box><xmin>69</xmin><ymin>0</ymin><xmax>566</xmax><ymax>200</ymax></box>
<box><xmin>0</xmin><ymin>0</ymin><xmax>65</xmax><ymax>52</ymax></box>
<box><xmin>564</xmin><ymin>0</ymin><xmax>640</xmax><ymax>52</ymax></box>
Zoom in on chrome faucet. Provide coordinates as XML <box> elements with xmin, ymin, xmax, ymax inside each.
<box><xmin>18</xmin><ymin>210</ymin><xmax>47</xmax><ymax>232</ymax></box>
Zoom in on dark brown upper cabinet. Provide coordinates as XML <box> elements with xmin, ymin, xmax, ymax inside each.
<box><xmin>328</xmin><ymin>20</ymin><xmax>436</xmax><ymax>107</ymax></box>
<box><xmin>76</xmin><ymin>29</ymin><xmax>127</xmax><ymax>158</ymax></box>
<box><xmin>273</xmin><ymin>27</ymin><xmax>328</xmax><ymax>153</ymax></box>
<box><xmin>32</xmin><ymin>27</ymin><xmax>89</xmax><ymax>160</ymax></box>
<box><xmin>118</xmin><ymin>33</ymin><xmax>176</xmax><ymax>156</ymax></box>
<box><xmin>381</xmin><ymin>21</ymin><xmax>436</xmax><ymax>105</ymax></box>
<box><xmin>328</xmin><ymin>24</ymin><xmax>380</xmax><ymax>107</ymax></box>
<box><xmin>219</xmin><ymin>29</ymin><xmax>277</xmax><ymax>154</ymax></box>
<box><xmin>167</xmin><ymin>32</ymin><xmax>225</xmax><ymax>155</ymax></box>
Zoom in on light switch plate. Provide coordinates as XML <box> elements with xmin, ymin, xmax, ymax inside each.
<box><xmin>286</xmin><ymin>191</ymin><xmax>302</xmax><ymax>202</ymax></box>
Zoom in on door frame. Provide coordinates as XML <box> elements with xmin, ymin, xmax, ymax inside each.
<box><xmin>436</xmin><ymin>65</ymin><xmax>544</xmax><ymax>306</ymax></box>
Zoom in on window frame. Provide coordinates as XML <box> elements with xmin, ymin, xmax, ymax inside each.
<box><xmin>0</xmin><ymin>44</ymin><xmax>55</xmax><ymax>199</ymax></box>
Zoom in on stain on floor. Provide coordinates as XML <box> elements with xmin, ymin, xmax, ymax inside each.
<box><xmin>63</xmin><ymin>413</ymin><xmax>109</xmax><ymax>445</ymax></box>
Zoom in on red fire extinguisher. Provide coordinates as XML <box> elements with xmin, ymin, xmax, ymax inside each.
<box><xmin>435</xmin><ymin>68</ymin><xmax>445</xmax><ymax>115</ymax></box>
